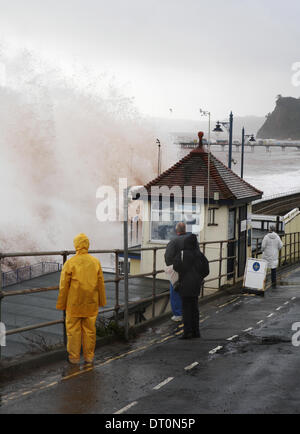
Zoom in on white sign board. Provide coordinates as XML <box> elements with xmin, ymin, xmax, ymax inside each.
<box><xmin>244</xmin><ymin>258</ymin><xmax>268</xmax><ymax>291</ymax></box>
<box><xmin>241</xmin><ymin>220</ymin><xmax>247</xmax><ymax>232</ymax></box>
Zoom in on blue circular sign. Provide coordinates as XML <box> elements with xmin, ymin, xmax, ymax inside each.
<box><xmin>253</xmin><ymin>262</ymin><xmax>260</xmax><ymax>272</ymax></box>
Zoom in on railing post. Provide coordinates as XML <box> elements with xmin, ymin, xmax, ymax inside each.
<box><xmin>218</xmin><ymin>241</ymin><xmax>223</xmax><ymax>290</ymax></box>
<box><xmin>0</xmin><ymin>257</ymin><xmax>3</xmax><ymax>361</ymax></box>
<box><xmin>114</xmin><ymin>250</ymin><xmax>120</xmax><ymax>326</ymax></box>
<box><xmin>201</xmin><ymin>243</ymin><xmax>206</xmax><ymax>298</ymax></box>
<box><xmin>152</xmin><ymin>248</ymin><xmax>157</xmax><ymax>318</ymax></box>
<box><xmin>123</xmin><ymin>187</ymin><xmax>129</xmax><ymax>341</ymax></box>
<box><xmin>284</xmin><ymin>235</ymin><xmax>287</xmax><ymax>264</ymax></box>
<box><xmin>233</xmin><ymin>240</ymin><xmax>237</xmax><ymax>286</ymax></box>
<box><xmin>256</xmin><ymin>238</ymin><xmax>259</xmax><ymax>259</ymax></box>
<box><xmin>62</xmin><ymin>252</ymin><xmax>68</xmax><ymax>347</ymax></box>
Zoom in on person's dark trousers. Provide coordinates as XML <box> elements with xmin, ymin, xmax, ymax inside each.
<box><xmin>271</xmin><ymin>268</ymin><xmax>277</xmax><ymax>286</ymax></box>
<box><xmin>181</xmin><ymin>296</ymin><xmax>200</xmax><ymax>337</ymax></box>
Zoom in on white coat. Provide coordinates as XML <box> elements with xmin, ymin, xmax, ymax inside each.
<box><xmin>262</xmin><ymin>232</ymin><xmax>283</xmax><ymax>269</ymax></box>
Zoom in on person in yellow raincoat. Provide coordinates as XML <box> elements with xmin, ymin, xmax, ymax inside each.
<box><xmin>56</xmin><ymin>233</ymin><xmax>107</xmax><ymax>365</ymax></box>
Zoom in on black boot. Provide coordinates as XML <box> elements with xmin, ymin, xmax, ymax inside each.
<box><xmin>179</xmin><ymin>333</ymin><xmax>193</xmax><ymax>340</ymax></box>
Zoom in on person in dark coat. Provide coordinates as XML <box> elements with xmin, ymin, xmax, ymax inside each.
<box><xmin>165</xmin><ymin>222</ymin><xmax>190</xmax><ymax>322</ymax></box>
<box><xmin>173</xmin><ymin>233</ymin><xmax>203</xmax><ymax>339</ymax></box>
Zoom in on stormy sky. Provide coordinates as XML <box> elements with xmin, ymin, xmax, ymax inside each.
<box><xmin>0</xmin><ymin>0</ymin><xmax>299</xmax><ymax>120</ymax></box>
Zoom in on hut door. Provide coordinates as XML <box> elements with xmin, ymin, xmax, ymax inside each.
<box><xmin>238</xmin><ymin>205</ymin><xmax>248</xmax><ymax>277</ymax></box>
<box><xmin>227</xmin><ymin>208</ymin><xmax>236</xmax><ymax>279</ymax></box>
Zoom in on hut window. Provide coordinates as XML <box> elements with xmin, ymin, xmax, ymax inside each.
<box><xmin>150</xmin><ymin>200</ymin><xmax>201</xmax><ymax>242</ymax></box>
<box><xmin>208</xmin><ymin>208</ymin><xmax>218</xmax><ymax>226</ymax></box>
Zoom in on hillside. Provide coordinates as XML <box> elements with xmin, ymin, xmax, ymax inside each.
<box><xmin>257</xmin><ymin>96</ymin><xmax>300</xmax><ymax>140</ymax></box>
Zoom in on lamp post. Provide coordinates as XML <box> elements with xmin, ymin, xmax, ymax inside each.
<box><xmin>200</xmin><ymin>109</ymin><xmax>211</xmax><ymax>228</ymax></box>
<box><xmin>156</xmin><ymin>139</ymin><xmax>161</xmax><ymax>177</ymax></box>
<box><xmin>220</xmin><ymin>112</ymin><xmax>234</xmax><ymax>169</ymax></box>
<box><xmin>123</xmin><ymin>186</ymin><xmax>130</xmax><ymax>341</ymax></box>
<box><xmin>229</xmin><ymin>112</ymin><xmax>233</xmax><ymax>169</ymax></box>
<box><xmin>241</xmin><ymin>130</ymin><xmax>255</xmax><ymax>179</ymax></box>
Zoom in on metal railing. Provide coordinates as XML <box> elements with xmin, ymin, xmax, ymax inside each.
<box><xmin>0</xmin><ymin>239</ymin><xmax>238</xmax><ymax>359</ymax></box>
<box><xmin>2</xmin><ymin>262</ymin><xmax>62</xmax><ymax>288</ymax></box>
<box><xmin>253</xmin><ymin>232</ymin><xmax>300</xmax><ymax>268</ymax></box>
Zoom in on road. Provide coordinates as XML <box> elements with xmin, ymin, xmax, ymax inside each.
<box><xmin>1</xmin><ymin>267</ymin><xmax>300</xmax><ymax>414</ymax></box>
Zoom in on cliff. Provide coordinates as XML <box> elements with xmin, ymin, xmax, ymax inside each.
<box><xmin>257</xmin><ymin>97</ymin><xmax>300</xmax><ymax>140</ymax></box>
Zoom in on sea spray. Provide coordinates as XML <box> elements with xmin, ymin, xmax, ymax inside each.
<box><xmin>0</xmin><ymin>46</ymin><xmax>156</xmax><ymax>268</ymax></box>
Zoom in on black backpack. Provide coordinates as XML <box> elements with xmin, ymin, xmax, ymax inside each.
<box><xmin>195</xmin><ymin>251</ymin><xmax>210</xmax><ymax>280</ymax></box>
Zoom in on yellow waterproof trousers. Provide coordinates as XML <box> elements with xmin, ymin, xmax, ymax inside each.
<box><xmin>66</xmin><ymin>314</ymin><xmax>98</xmax><ymax>363</ymax></box>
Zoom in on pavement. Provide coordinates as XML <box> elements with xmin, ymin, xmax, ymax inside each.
<box><xmin>1</xmin><ymin>266</ymin><xmax>300</xmax><ymax>414</ymax></box>
<box><xmin>1</xmin><ymin>271</ymin><xmax>169</xmax><ymax>360</ymax></box>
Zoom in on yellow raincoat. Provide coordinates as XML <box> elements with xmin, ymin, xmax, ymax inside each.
<box><xmin>56</xmin><ymin>233</ymin><xmax>107</xmax><ymax>363</ymax></box>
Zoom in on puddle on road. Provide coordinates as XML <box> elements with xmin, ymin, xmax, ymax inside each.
<box><xmin>220</xmin><ymin>333</ymin><xmax>292</xmax><ymax>357</ymax></box>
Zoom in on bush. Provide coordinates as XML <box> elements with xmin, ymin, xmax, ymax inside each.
<box><xmin>96</xmin><ymin>317</ymin><xmax>125</xmax><ymax>339</ymax></box>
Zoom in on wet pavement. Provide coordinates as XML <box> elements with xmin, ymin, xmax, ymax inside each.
<box><xmin>1</xmin><ymin>272</ymin><xmax>169</xmax><ymax>360</ymax></box>
<box><xmin>1</xmin><ymin>266</ymin><xmax>300</xmax><ymax>414</ymax></box>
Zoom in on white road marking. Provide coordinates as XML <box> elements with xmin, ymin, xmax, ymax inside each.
<box><xmin>184</xmin><ymin>362</ymin><xmax>199</xmax><ymax>371</ymax></box>
<box><xmin>227</xmin><ymin>335</ymin><xmax>239</xmax><ymax>341</ymax></box>
<box><xmin>153</xmin><ymin>377</ymin><xmax>174</xmax><ymax>390</ymax></box>
<box><xmin>276</xmin><ymin>307</ymin><xmax>283</xmax><ymax>311</ymax></box>
<box><xmin>267</xmin><ymin>313</ymin><xmax>274</xmax><ymax>318</ymax></box>
<box><xmin>284</xmin><ymin>301</ymin><xmax>289</xmax><ymax>305</ymax></box>
<box><xmin>291</xmin><ymin>297</ymin><xmax>296</xmax><ymax>300</ymax></box>
<box><xmin>257</xmin><ymin>320</ymin><xmax>264</xmax><ymax>324</ymax></box>
<box><xmin>209</xmin><ymin>346</ymin><xmax>223</xmax><ymax>355</ymax></box>
<box><xmin>243</xmin><ymin>327</ymin><xmax>253</xmax><ymax>332</ymax></box>
<box><xmin>114</xmin><ymin>401</ymin><xmax>138</xmax><ymax>414</ymax></box>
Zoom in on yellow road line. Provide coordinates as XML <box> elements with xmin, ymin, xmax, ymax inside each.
<box><xmin>218</xmin><ymin>297</ymin><xmax>240</xmax><ymax>309</ymax></box>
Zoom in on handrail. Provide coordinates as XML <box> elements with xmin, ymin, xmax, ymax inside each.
<box><xmin>2</xmin><ymin>261</ymin><xmax>62</xmax><ymax>288</ymax></box>
<box><xmin>0</xmin><ymin>238</ymin><xmax>240</xmax><ymax>360</ymax></box>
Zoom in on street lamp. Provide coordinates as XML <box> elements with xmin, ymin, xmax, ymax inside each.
<box><xmin>213</xmin><ymin>121</ymin><xmax>223</xmax><ymax>142</ymax></box>
<box><xmin>220</xmin><ymin>112</ymin><xmax>234</xmax><ymax>169</ymax></box>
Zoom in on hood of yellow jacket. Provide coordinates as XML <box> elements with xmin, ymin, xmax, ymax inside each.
<box><xmin>73</xmin><ymin>233</ymin><xmax>90</xmax><ymax>254</ymax></box>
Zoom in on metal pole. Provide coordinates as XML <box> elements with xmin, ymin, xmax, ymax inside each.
<box><xmin>0</xmin><ymin>258</ymin><xmax>3</xmax><ymax>360</ymax></box>
<box><xmin>207</xmin><ymin>112</ymin><xmax>211</xmax><ymax>225</ymax></box>
<box><xmin>241</xmin><ymin>127</ymin><xmax>245</xmax><ymax>178</ymax></box>
<box><xmin>218</xmin><ymin>241</ymin><xmax>223</xmax><ymax>290</ymax></box>
<box><xmin>152</xmin><ymin>248</ymin><xmax>157</xmax><ymax>318</ymax></box>
<box><xmin>123</xmin><ymin>187</ymin><xmax>129</xmax><ymax>341</ymax></box>
<box><xmin>114</xmin><ymin>250</ymin><xmax>120</xmax><ymax>326</ymax></box>
<box><xmin>62</xmin><ymin>252</ymin><xmax>68</xmax><ymax>347</ymax></box>
<box><xmin>157</xmin><ymin>139</ymin><xmax>161</xmax><ymax>177</ymax></box>
<box><xmin>228</xmin><ymin>112</ymin><xmax>233</xmax><ymax>169</ymax></box>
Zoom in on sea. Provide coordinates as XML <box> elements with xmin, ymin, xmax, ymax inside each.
<box><xmin>175</xmin><ymin>144</ymin><xmax>300</xmax><ymax>201</ymax></box>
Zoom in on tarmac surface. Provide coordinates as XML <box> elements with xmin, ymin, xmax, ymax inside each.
<box><xmin>1</xmin><ymin>266</ymin><xmax>300</xmax><ymax>414</ymax></box>
<box><xmin>1</xmin><ymin>271</ymin><xmax>169</xmax><ymax>360</ymax></box>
